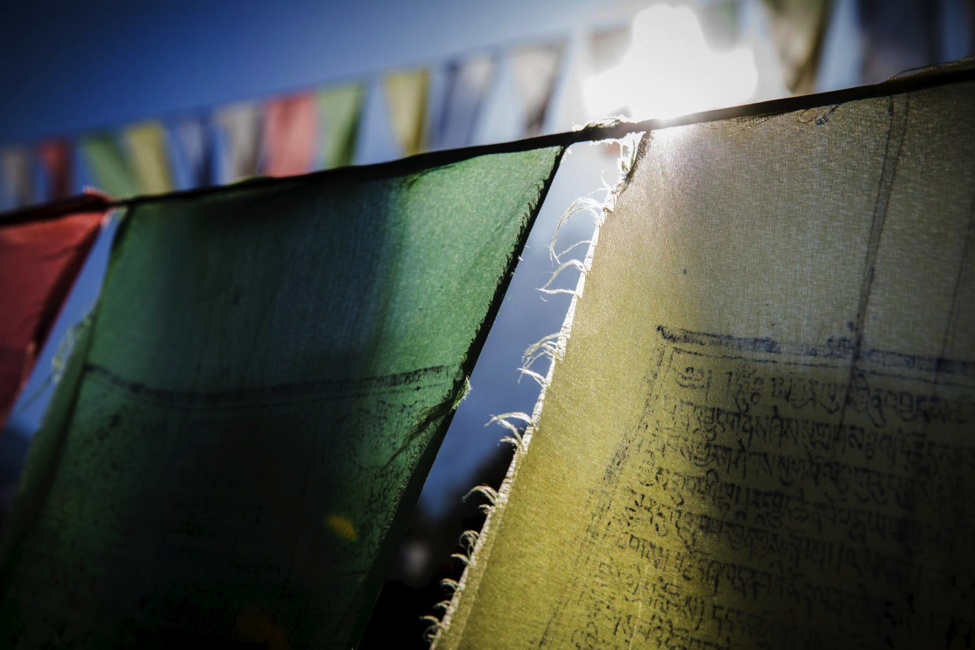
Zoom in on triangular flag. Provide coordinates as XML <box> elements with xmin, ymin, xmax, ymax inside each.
<box><xmin>353</xmin><ymin>83</ymin><xmax>402</xmax><ymax>165</ymax></box>
<box><xmin>213</xmin><ymin>102</ymin><xmax>262</xmax><ymax>183</ymax></box>
<box><xmin>37</xmin><ymin>139</ymin><xmax>72</xmax><ymax>201</ymax></box>
<box><xmin>383</xmin><ymin>69</ymin><xmax>430</xmax><ymax>157</ymax></box>
<box><xmin>470</xmin><ymin>56</ymin><xmax>523</xmax><ymax>145</ymax></box>
<box><xmin>167</xmin><ymin>116</ymin><xmax>212</xmax><ymax>190</ymax></box>
<box><xmin>428</xmin><ymin>54</ymin><xmax>496</xmax><ymax>151</ymax></box>
<box><xmin>122</xmin><ymin>121</ymin><xmax>173</xmax><ymax>194</ymax></box>
<box><xmin>588</xmin><ymin>24</ymin><xmax>632</xmax><ymax>75</ymax></box>
<box><xmin>80</xmin><ymin>133</ymin><xmax>137</xmax><ymax>198</ymax></box>
<box><xmin>317</xmin><ymin>83</ymin><xmax>364</xmax><ymax>170</ymax></box>
<box><xmin>0</xmin><ymin>201</ymin><xmax>106</xmax><ymax>428</ymax></box>
<box><xmin>263</xmin><ymin>93</ymin><xmax>318</xmax><ymax>177</ymax></box>
<box><xmin>544</xmin><ymin>32</ymin><xmax>591</xmax><ymax>132</ymax></box>
<box><xmin>510</xmin><ymin>42</ymin><xmax>564</xmax><ymax>137</ymax></box>
<box><xmin>761</xmin><ymin>0</ymin><xmax>831</xmax><ymax>93</ymax></box>
<box><xmin>0</xmin><ymin>148</ymin><xmax>34</xmax><ymax>211</ymax></box>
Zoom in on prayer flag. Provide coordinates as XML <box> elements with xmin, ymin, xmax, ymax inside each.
<box><xmin>435</xmin><ymin>61</ymin><xmax>975</xmax><ymax>649</ymax></box>
<box><xmin>0</xmin><ymin>146</ymin><xmax>564</xmax><ymax>649</ymax></box>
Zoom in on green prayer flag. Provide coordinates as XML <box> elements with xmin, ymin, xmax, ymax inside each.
<box><xmin>317</xmin><ymin>83</ymin><xmax>364</xmax><ymax>169</ymax></box>
<box><xmin>0</xmin><ymin>146</ymin><xmax>563</xmax><ymax>648</ymax></box>
<box><xmin>81</xmin><ymin>133</ymin><xmax>138</xmax><ymax>198</ymax></box>
<box><xmin>436</xmin><ymin>66</ymin><xmax>975</xmax><ymax>648</ymax></box>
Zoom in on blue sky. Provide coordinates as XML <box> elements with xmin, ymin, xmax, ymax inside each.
<box><xmin>0</xmin><ymin>0</ymin><xmax>611</xmax><ymax>143</ymax></box>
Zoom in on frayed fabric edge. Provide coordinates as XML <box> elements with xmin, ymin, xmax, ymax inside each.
<box><xmin>425</xmin><ymin>130</ymin><xmax>645</xmax><ymax>647</ymax></box>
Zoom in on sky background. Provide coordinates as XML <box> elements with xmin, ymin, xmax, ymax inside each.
<box><xmin>0</xmin><ymin>0</ymin><xmax>631</xmax><ymax>143</ymax></box>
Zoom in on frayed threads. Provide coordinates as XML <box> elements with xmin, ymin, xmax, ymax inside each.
<box><xmin>426</xmin><ymin>131</ymin><xmax>645</xmax><ymax>648</ymax></box>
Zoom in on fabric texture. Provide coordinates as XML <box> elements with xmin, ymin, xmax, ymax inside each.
<box><xmin>317</xmin><ymin>83</ymin><xmax>364</xmax><ymax>169</ymax></box>
<box><xmin>263</xmin><ymin>93</ymin><xmax>318</xmax><ymax>177</ymax></box>
<box><xmin>0</xmin><ymin>207</ymin><xmax>105</xmax><ymax>429</ymax></box>
<box><xmin>0</xmin><ymin>146</ymin><xmax>563</xmax><ymax>649</ymax></box>
<box><xmin>436</xmin><ymin>65</ymin><xmax>975</xmax><ymax>648</ymax></box>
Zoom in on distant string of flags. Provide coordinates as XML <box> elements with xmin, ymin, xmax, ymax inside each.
<box><xmin>0</xmin><ymin>0</ymin><xmax>851</xmax><ymax>213</ymax></box>
<box><xmin>0</xmin><ymin>34</ymin><xmax>582</xmax><ymax>212</ymax></box>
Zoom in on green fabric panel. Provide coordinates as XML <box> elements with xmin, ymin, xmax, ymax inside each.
<box><xmin>80</xmin><ymin>133</ymin><xmax>138</xmax><ymax>198</ymax></box>
<box><xmin>437</xmin><ymin>72</ymin><xmax>975</xmax><ymax>647</ymax></box>
<box><xmin>0</xmin><ymin>146</ymin><xmax>562</xmax><ymax>649</ymax></box>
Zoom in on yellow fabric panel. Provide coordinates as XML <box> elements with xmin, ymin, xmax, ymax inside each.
<box><xmin>123</xmin><ymin>121</ymin><xmax>174</xmax><ymax>194</ymax></box>
<box><xmin>384</xmin><ymin>69</ymin><xmax>430</xmax><ymax>157</ymax></box>
<box><xmin>437</xmin><ymin>68</ymin><xmax>975</xmax><ymax>649</ymax></box>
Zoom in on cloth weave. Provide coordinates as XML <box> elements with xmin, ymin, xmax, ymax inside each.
<box><xmin>437</xmin><ymin>63</ymin><xmax>975</xmax><ymax>649</ymax></box>
<box><xmin>0</xmin><ymin>147</ymin><xmax>562</xmax><ymax>649</ymax></box>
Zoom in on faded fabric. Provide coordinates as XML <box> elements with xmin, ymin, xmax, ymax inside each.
<box><xmin>316</xmin><ymin>83</ymin><xmax>363</xmax><ymax>170</ymax></box>
<box><xmin>510</xmin><ymin>43</ymin><xmax>563</xmax><ymax>137</ymax></box>
<box><xmin>762</xmin><ymin>0</ymin><xmax>831</xmax><ymax>93</ymax></box>
<box><xmin>428</xmin><ymin>55</ymin><xmax>496</xmax><ymax>151</ymax></box>
<box><xmin>0</xmin><ymin>148</ymin><xmax>33</xmax><ymax>211</ymax></box>
<box><xmin>37</xmin><ymin>139</ymin><xmax>72</xmax><ymax>201</ymax></box>
<box><xmin>168</xmin><ymin>117</ymin><xmax>212</xmax><ymax>190</ymax></box>
<box><xmin>0</xmin><ymin>206</ymin><xmax>106</xmax><ymax>429</ymax></box>
<box><xmin>437</xmin><ymin>67</ymin><xmax>975</xmax><ymax>648</ymax></box>
<box><xmin>122</xmin><ymin>122</ymin><xmax>174</xmax><ymax>194</ymax></box>
<box><xmin>214</xmin><ymin>102</ymin><xmax>262</xmax><ymax>183</ymax></box>
<box><xmin>384</xmin><ymin>69</ymin><xmax>430</xmax><ymax>157</ymax></box>
<box><xmin>0</xmin><ymin>147</ymin><xmax>563</xmax><ymax>649</ymax></box>
<box><xmin>263</xmin><ymin>93</ymin><xmax>318</xmax><ymax>177</ymax></box>
<box><xmin>80</xmin><ymin>133</ymin><xmax>138</xmax><ymax>198</ymax></box>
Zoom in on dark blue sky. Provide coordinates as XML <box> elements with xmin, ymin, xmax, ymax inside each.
<box><xmin>0</xmin><ymin>0</ymin><xmax>608</xmax><ymax>143</ymax></box>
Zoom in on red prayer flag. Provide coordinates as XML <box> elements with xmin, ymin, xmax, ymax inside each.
<box><xmin>0</xmin><ymin>195</ymin><xmax>108</xmax><ymax>428</ymax></box>
<box><xmin>37</xmin><ymin>139</ymin><xmax>73</xmax><ymax>201</ymax></box>
<box><xmin>262</xmin><ymin>93</ymin><xmax>318</xmax><ymax>177</ymax></box>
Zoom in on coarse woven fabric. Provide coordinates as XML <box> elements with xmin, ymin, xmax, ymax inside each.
<box><xmin>436</xmin><ymin>63</ymin><xmax>975</xmax><ymax>649</ymax></box>
<box><xmin>0</xmin><ymin>208</ymin><xmax>105</xmax><ymax>428</ymax></box>
<box><xmin>0</xmin><ymin>146</ymin><xmax>562</xmax><ymax>649</ymax></box>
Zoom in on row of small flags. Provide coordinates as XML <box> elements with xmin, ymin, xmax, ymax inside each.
<box><xmin>0</xmin><ymin>41</ymin><xmax>566</xmax><ymax>211</ymax></box>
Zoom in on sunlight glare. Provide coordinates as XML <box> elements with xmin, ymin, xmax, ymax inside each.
<box><xmin>584</xmin><ymin>4</ymin><xmax>759</xmax><ymax>121</ymax></box>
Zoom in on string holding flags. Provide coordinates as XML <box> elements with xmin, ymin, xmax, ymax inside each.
<box><xmin>0</xmin><ymin>34</ymin><xmax>575</xmax><ymax>210</ymax></box>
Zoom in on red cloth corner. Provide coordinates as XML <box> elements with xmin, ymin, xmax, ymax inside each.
<box><xmin>0</xmin><ymin>203</ymin><xmax>106</xmax><ymax>428</ymax></box>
